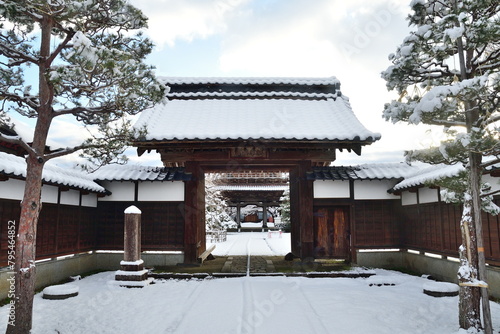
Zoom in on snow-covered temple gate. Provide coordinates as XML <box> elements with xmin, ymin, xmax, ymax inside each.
<box><xmin>132</xmin><ymin>77</ymin><xmax>380</xmax><ymax>263</ymax></box>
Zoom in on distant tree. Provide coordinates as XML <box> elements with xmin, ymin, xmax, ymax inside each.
<box><xmin>205</xmin><ymin>176</ymin><xmax>235</xmax><ymax>230</ymax></box>
<box><xmin>382</xmin><ymin>0</ymin><xmax>499</xmax><ymax>332</ymax></box>
<box><xmin>278</xmin><ymin>188</ymin><xmax>290</xmax><ymax>231</ymax></box>
<box><xmin>0</xmin><ymin>1</ymin><xmax>165</xmax><ymax>332</ymax></box>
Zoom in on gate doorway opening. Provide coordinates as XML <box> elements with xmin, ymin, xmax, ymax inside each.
<box><xmin>204</xmin><ymin>170</ymin><xmax>291</xmax><ymax>256</ymax></box>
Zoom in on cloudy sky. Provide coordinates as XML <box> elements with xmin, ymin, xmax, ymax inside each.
<box><xmin>122</xmin><ymin>0</ymin><xmax>440</xmax><ymax>166</ymax></box>
<box><xmin>13</xmin><ymin>0</ymin><xmax>440</xmax><ymax>167</ymax></box>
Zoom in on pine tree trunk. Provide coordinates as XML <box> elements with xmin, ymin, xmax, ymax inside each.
<box><xmin>470</xmin><ymin>151</ymin><xmax>493</xmax><ymax>334</ymax></box>
<box><xmin>454</xmin><ymin>11</ymin><xmax>491</xmax><ymax>329</ymax></box>
<box><xmin>5</xmin><ymin>156</ymin><xmax>44</xmax><ymax>334</ymax></box>
<box><xmin>6</xmin><ymin>13</ymin><xmax>53</xmax><ymax>333</ymax></box>
<box><xmin>457</xmin><ymin>189</ymin><xmax>481</xmax><ymax>330</ymax></box>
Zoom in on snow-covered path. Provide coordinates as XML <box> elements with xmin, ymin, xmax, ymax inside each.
<box><xmin>1</xmin><ymin>270</ymin><xmax>499</xmax><ymax>334</ymax></box>
<box><xmin>2</xmin><ymin>233</ymin><xmax>499</xmax><ymax>333</ymax></box>
<box><xmin>209</xmin><ymin>232</ymin><xmax>291</xmax><ymax>256</ymax></box>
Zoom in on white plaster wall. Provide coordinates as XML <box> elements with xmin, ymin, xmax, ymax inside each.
<box><xmin>81</xmin><ymin>193</ymin><xmax>98</xmax><ymax>207</ymax></box>
<box><xmin>354</xmin><ymin>180</ymin><xmax>399</xmax><ymax>200</ymax></box>
<box><xmin>98</xmin><ymin>181</ymin><xmax>135</xmax><ymax>201</ymax></box>
<box><xmin>60</xmin><ymin>189</ymin><xmax>80</xmax><ymax>206</ymax></box>
<box><xmin>401</xmin><ymin>191</ymin><xmax>418</xmax><ymax>206</ymax></box>
<box><xmin>41</xmin><ymin>185</ymin><xmax>58</xmax><ymax>204</ymax></box>
<box><xmin>418</xmin><ymin>187</ymin><xmax>439</xmax><ymax>204</ymax></box>
<box><xmin>313</xmin><ymin>180</ymin><xmax>350</xmax><ymax>198</ymax></box>
<box><xmin>138</xmin><ymin>182</ymin><xmax>184</xmax><ymax>201</ymax></box>
<box><xmin>0</xmin><ymin>179</ymin><xmax>24</xmax><ymax>200</ymax></box>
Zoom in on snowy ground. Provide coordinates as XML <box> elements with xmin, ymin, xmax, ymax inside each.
<box><xmin>208</xmin><ymin>231</ymin><xmax>291</xmax><ymax>256</ymax></box>
<box><xmin>1</xmin><ymin>270</ymin><xmax>499</xmax><ymax>334</ymax></box>
<box><xmin>1</xmin><ymin>232</ymin><xmax>499</xmax><ymax>333</ymax></box>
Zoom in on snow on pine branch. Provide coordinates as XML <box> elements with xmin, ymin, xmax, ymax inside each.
<box><xmin>383</xmin><ymin>73</ymin><xmax>496</xmax><ymax>127</ymax></box>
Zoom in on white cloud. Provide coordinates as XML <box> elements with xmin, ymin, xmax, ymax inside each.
<box><xmin>217</xmin><ymin>0</ymin><xmax>410</xmax><ymax>75</ymax></box>
<box><xmin>48</xmin><ymin>116</ymin><xmax>89</xmax><ymax>148</ymax></box>
<box><xmin>130</xmin><ymin>0</ymin><xmax>250</xmax><ymax>48</ymax></box>
<box><xmin>213</xmin><ymin>0</ymin><xmax>426</xmax><ymax>166</ymax></box>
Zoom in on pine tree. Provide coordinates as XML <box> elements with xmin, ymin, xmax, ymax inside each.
<box><xmin>205</xmin><ymin>175</ymin><xmax>235</xmax><ymax>230</ymax></box>
<box><xmin>279</xmin><ymin>188</ymin><xmax>291</xmax><ymax>231</ymax></box>
<box><xmin>0</xmin><ymin>1</ymin><xmax>165</xmax><ymax>332</ymax></box>
<box><xmin>382</xmin><ymin>1</ymin><xmax>499</xmax><ymax>332</ymax></box>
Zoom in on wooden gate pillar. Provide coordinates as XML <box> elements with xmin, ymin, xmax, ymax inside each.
<box><xmin>183</xmin><ymin>161</ymin><xmax>205</xmax><ymax>263</ymax></box>
<box><xmin>290</xmin><ymin>161</ymin><xmax>314</xmax><ymax>259</ymax></box>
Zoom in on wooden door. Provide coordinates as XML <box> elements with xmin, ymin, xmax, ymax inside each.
<box><xmin>313</xmin><ymin>207</ymin><xmax>350</xmax><ymax>258</ymax></box>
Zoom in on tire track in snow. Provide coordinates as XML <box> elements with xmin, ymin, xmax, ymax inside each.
<box><xmin>263</xmin><ymin>235</ymin><xmax>278</xmax><ymax>255</ymax></box>
<box><xmin>246</xmin><ymin>237</ymin><xmax>251</xmax><ymax>276</ymax></box>
<box><xmin>238</xmin><ymin>277</ymin><xmax>255</xmax><ymax>334</ymax></box>
<box><xmin>294</xmin><ymin>283</ymin><xmax>330</xmax><ymax>334</ymax></box>
<box><xmin>238</xmin><ymin>237</ymin><xmax>254</xmax><ymax>334</ymax></box>
<box><xmin>162</xmin><ymin>280</ymin><xmax>207</xmax><ymax>333</ymax></box>
<box><xmin>220</xmin><ymin>236</ymin><xmax>238</xmax><ymax>256</ymax></box>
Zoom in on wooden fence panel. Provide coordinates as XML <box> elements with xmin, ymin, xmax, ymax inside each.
<box><xmin>96</xmin><ymin>201</ymin><xmax>185</xmax><ymax>251</ymax></box>
<box><xmin>353</xmin><ymin>200</ymin><xmax>401</xmax><ymax>248</ymax></box>
<box><xmin>36</xmin><ymin>204</ymin><xmax>58</xmax><ymax>258</ymax></box>
<box><xmin>0</xmin><ymin>199</ymin><xmax>99</xmax><ymax>266</ymax></box>
<box><xmin>400</xmin><ymin>200</ymin><xmax>500</xmax><ymax>265</ymax></box>
<box><xmin>140</xmin><ymin>202</ymin><xmax>185</xmax><ymax>250</ymax></box>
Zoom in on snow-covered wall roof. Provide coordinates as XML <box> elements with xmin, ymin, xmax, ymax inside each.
<box><xmin>392</xmin><ymin>164</ymin><xmax>464</xmax><ymax>191</ymax></box>
<box><xmin>355</xmin><ymin>163</ymin><xmax>425</xmax><ymax>179</ymax></box>
<box><xmin>134</xmin><ymin>97</ymin><xmax>380</xmax><ymax>142</ymax></box>
<box><xmin>0</xmin><ymin>152</ymin><xmax>106</xmax><ymax>193</ymax></box>
<box><xmin>91</xmin><ymin>164</ymin><xmax>190</xmax><ymax>181</ymax></box>
<box><xmin>310</xmin><ymin>163</ymin><xmax>423</xmax><ymax>181</ymax></box>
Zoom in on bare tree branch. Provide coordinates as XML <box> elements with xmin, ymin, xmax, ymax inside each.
<box><xmin>0</xmin><ymin>133</ymin><xmax>36</xmax><ymax>156</ymax></box>
<box><xmin>43</xmin><ymin>144</ymin><xmax>96</xmax><ymax>161</ymax></box>
<box><xmin>0</xmin><ymin>91</ymin><xmax>39</xmax><ymax>110</ymax></box>
<box><xmin>46</xmin><ymin>28</ymin><xmax>75</xmax><ymax>65</ymax></box>
<box><xmin>481</xmin><ymin>189</ymin><xmax>500</xmax><ymax>198</ymax></box>
<box><xmin>481</xmin><ymin>158</ymin><xmax>500</xmax><ymax>168</ymax></box>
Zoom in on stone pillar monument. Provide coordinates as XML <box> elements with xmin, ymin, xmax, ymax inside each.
<box><xmin>115</xmin><ymin>205</ymin><xmax>151</xmax><ymax>287</ymax></box>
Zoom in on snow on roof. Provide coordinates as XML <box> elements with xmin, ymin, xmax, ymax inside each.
<box><xmin>392</xmin><ymin>163</ymin><xmax>464</xmax><ymax>191</ymax></box>
<box><xmin>355</xmin><ymin>163</ymin><xmax>424</xmax><ymax>179</ymax></box>
<box><xmin>310</xmin><ymin>162</ymin><xmax>423</xmax><ymax>181</ymax></box>
<box><xmin>90</xmin><ymin>164</ymin><xmax>190</xmax><ymax>181</ymax></box>
<box><xmin>215</xmin><ymin>184</ymin><xmax>288</xmax><ymax>191</ymax></box>
<box><xmin>0</xmin><ymin>152</ymin><xmax>106</xmax><ymax>193</ymax></box>
<box><xmin>161</xmin><ymin>76</ymin><xmax>340</xmax><ymax>86</ymax></box>
<box><xmin>134</xmin><ymin>97</ymin><xmax>380</xmax><ymax>142</ymax></box>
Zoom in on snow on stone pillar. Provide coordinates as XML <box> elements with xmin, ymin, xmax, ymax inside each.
<box><xmin>115</xmin><ymin>205</ymin><xmax>151</xmax><ymax>287</ymax></box>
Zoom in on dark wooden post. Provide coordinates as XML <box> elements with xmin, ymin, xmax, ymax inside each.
<box><xmin>262</xmin><ymin>203</ymin><xmax>268</xmax><ymax>231</ymax></box>
<box><xmin>298</xmin><ymin>161</ymin><xmax>314</xmax><ymax>259</ymax></box>
<box><xmin>289</xmin><ymin>165</ymin><xmax>301</xmax><ymax>256</ymax></box>
<box><xmin>236</xmin><ymin>204</ymin><xmax>241</xmax><ymax>232</ymax></box>
<box><xmin>184</xmin><ymin>161</ymin><xmax>206</xmax><ymax>263</ymax></box>
<box><xmin>349</xmin><ymin>179</ymin><xmax>356</xmax><ymax>263</ymax></box>
<box><xmin>290</xmin><ymin>161</ymin><xmax>314</xmax><ymax>259</ymax></box>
